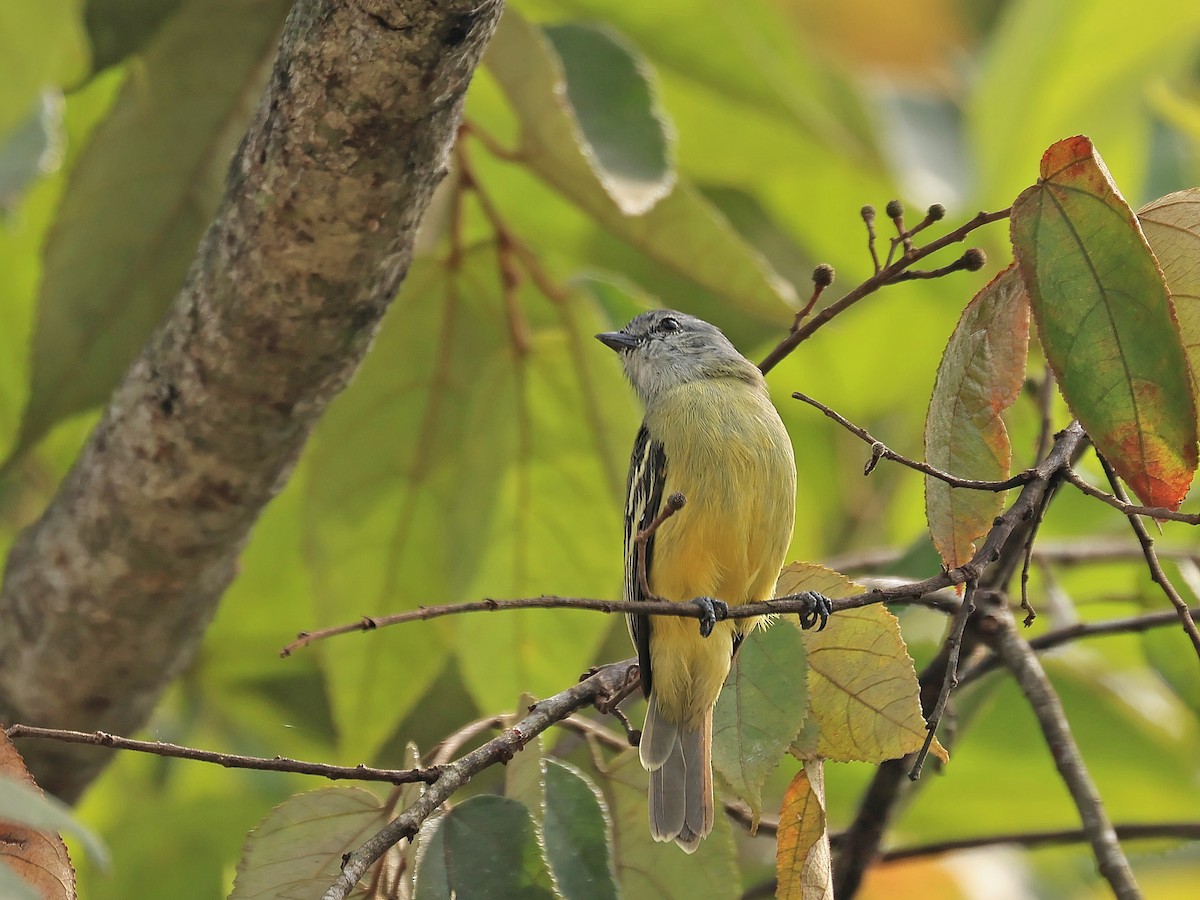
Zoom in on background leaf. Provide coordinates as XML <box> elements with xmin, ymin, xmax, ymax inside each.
<box><xmin>543</xmin><ymin>760</ymin><xmax>619</xmax><ymax>900</ymax></box>
<box><xmin>484</xmin><ymin>9</ymin><xmax>797</xmax><ymax>325</ymax></box>
<box><xmin>414</xmin><ymin>795</ymin><xmax>555</xmax><ymax>900</ymax></box>
<box><xmin>229</xmin><ymin>788</ymin><xmax>386</xmax><ymax>900</ymax></box>
<box><xmin>1138</xmin><ymin>188</ymin><xmax>1200</xmax><ymax>409</ymax></box>
<box><xmin>776</xmin><ymin>563</ymin><xmax>943</xmax><ymax>764</ymax></box>
<box><xmin>542</xmin><ymin>23</ymin><xmax>675</xmax><ymax>216</ymax></box>
<box><xmin>1011</xmin><ymin>135</ymin><xmax>1198</xmax><ymax>508</ymax></box>
<box><xmin>711</xmin><ymin>622</ymin><xmax>808</xmax><ymax>822</ymax></box>
<box><xmin>8</xmin><ymin>0</ymin><xmax>291</xmax><ymax>463</ymax></box>
<box><xmin>924</xmin><ymin>265</ymin><xmax>1029</xmax><ymax>569</ymax></box>
<box><xmin>775</xmin><ymin>760</ymin><xmax>833</xmax><ymax>900</ymax></box>
<box><xmin>599</xmin><ymin>750</ymin><xmax>739</xmax><ymax>900</ymax></box>
<box><xmin>0</xmin><ymin>1</ymin><xmax>87</xmax><ymax>141</ymax></box>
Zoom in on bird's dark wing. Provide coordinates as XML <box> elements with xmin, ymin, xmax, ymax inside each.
<box><xmin>624</xmin><ymin>424</ymin><xmax>667</xmax><ymax>697</ymax></box>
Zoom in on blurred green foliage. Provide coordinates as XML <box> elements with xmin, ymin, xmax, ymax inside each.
<box><xmin>2</xmin><ymin>0</ymin><xmax>1200</xmax><ymax>897</ymax></box>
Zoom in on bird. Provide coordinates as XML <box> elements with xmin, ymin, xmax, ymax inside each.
<box><xmin>596</xmin><ymin>309</ymin><xmax>830</xmax><ymax>852</ymax></box>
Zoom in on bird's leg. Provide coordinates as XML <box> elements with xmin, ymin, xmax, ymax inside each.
<box><xmin>795</xmin><ymin>591</ymin><xmax>833</xmax><ymax>631</ymax></box>
<box><xmin>689</xmin><ymin>596</ymin><xmax>729</xmax><ymax>638</ymax></box>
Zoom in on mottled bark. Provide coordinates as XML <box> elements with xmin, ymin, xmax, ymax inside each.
<box><xmin>0</xmin><ymin>0</ymin><xmax>503</xmax><ymax>800</ymax></box>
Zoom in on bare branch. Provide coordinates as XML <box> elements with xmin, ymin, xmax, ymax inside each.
<box><xmin>285</xmin><ymin>424</ymin><xmax>1090</xmax><ymax>654</ymax></box>
<box><xmin>322</xmin><ymin>659</ymin><xmax>637</xmax><ymax>900</ymax></box>
<box><xmin>833</xmin><ymin>423</ymin><xmax>1087</xmax><ymax>895</ymax></box>
<box><xmin>0</xmin><ymin>0</ymin><xmax>505</xmax><ymax>801</ymax></box>
<box><xmin>960</xmin><ymin>607</ymin><xmax>1200</xmax><ymax>687</ymax></box>
<box><xmin>1065</xmin><ymin>467</ymin><xmax>1200</xmax><ymax>525</ymax></box>
<box><xmin>758</xmin><ymin>207</ymin><xmax>1011</xmax><ymax>373</ymax></box>
<box><xmin>881</xmin><ymin>821</ymin><xmax>1200</xmax><ymax>861</ymax></box>
<box><xmin>4</xmin><ymin>723</ymin><xmax>439</xmax><ymax>785</ymax></box>
<box><xmin>982</xmin><ymin>604</ymin><xmax>1142</xmax><ymax>899</ymax></box>
<box><xmin>1098</xmin><ymin>455</ymin><xmax>1200</xmax><ymax>660</ymax></box>
<box><xmin>792</xmin><ymin>391</ymin><xmax>1034</xmax><ymax>490</ymax></box>
<box><xmin>908</xmin><ymin>579</ymin><xmax>977</xmax><ymax>780</ymax></box>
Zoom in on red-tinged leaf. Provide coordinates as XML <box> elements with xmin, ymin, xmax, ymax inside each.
<box><xmin>925</xmin><ymin>265</ymin><xmax>1029</xmax><ymax>569</ymax></box>
<box><xmin>1011</xmin><ymin>136</ymin><xmax>1198</xmax><ymax>509</ymax></box>
<box><xmin>0</xmin><ymin>734</ymin><xmax>77</xmax><ymax>900</ymax></box>
<box><xmin>1138</xmin><ymin>189</ymin><xmax>1200</xmax><ymax>409</ymax></box>
<box><xmin>775</xmin><ymin>761</ymin><xmax>832</xmax><ymax>900</ymax></box>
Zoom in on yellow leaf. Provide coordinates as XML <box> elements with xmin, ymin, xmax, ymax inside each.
<box><xmin>777</xmin><ymin>563</ymin><xmax>948</xmax><ymax>765</ymax></box>
<box><xmin>775</xmin><ymin>760</ymin><xmax>832</xmax><ymax>900</ymax></box>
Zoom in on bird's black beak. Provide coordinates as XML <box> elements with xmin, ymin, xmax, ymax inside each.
<box><xmin>596</xmin><ymin>331</ymin><xmax>639</xmax><ymax>353</ymax></box>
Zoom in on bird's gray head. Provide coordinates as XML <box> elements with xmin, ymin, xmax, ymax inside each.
<box><xmin>595</xmin><ymin>309</ymin><xmax>761</xmax><ymax>403</ymax></box>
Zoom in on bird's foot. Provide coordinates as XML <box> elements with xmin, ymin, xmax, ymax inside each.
<box><xmin>796</xmin><ymin>592</ymin><xmax>833</xmax><ymax>631</ymax></box>
<box><xmin>690</xmin><ymin>596</ymin><xmax>729</xmax><ymax>637</ymax></box>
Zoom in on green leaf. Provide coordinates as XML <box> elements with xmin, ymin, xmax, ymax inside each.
<box><xmin>485</xmin><ymin>9</ymin><xmax>796</xmax><ymax>324</ymax></box>
<box><xmin>925</xmin><ymin>265</ymin><xmax>1029</xmax><ymax>569</ymax></box>
<box><xmin>8</xmin><ymin>0</ymin><xmax>292</xmax><ymax>464</ymax></box>
<box><xmin>85</xmin><ymin>0</ymin><xmax>187</xmax><ymax>71</ymax></box>
<box><xmin>304</xmin><ymin>250</ymin><xmax>629</xmax><ymax>754</ymax></box>
<box><xmin>1011</xmin><ymin>135</ymin><xmax>1198</xmax><ymax>509</ymax></box>
<box><xmin>0</xmin><ymin>1</ymin><xmax>88</xmax><ymax>140</ymax></box>
<box><xmin>969</xmin><ymin>0</ymin><xmax>1200</xmax><ymax>207</ymax></box>
<box><xmin>1142</xmin><ymin>617</ymin><xmax>1200</xmax><ymax>718</ymax></box>
<box><xmin>451</xmin><ymin>281</ymin><xmax>633</xmax><ymax>713</ymax></box>
<box><xmin>542</xmin><ymin>23</ymin><xmax>674</xmax><ymax>216</ymax></box>
<box><xmin>601</xmin><ymin>750</ymin><xmax>738</xmax><ymax>900</ymax></box>
<box><xmin>543</xmin><ymin>760</ymin><xmax>618</xmax><ymax>900</ymax></box>
<box><xmin>506</xmin><ymin>694</ymin><xmax>546</xmax><ymax>823</ymax></box>
<box><xmin>303</xmin><ymin>254</ymin><xmax>499</xmax><ymax>761</ymax></box>
<box><xmin>0</xmin><ymin>64</ymin><xmax>122</xmax><ymax>461</ymax></box>
<box><xmin>0</xmin><ymin>92</ymin><xmax>63</xmax><ymax>215</ymax></box>
<box><xmin>414</xmin><ymin>795</ymin><xmax>555</xmax><ymax>900</ymax></box>
<box><xmin>711</xmin><ymin>622</ymin><xmax>808</xmax><ymax>822</ymax></box>
<box><xmin>1138</xmin><ymin>189</ymin><xmax>1200</xmax><ymax>413</ymax></box>
<box><xmin>229</xmin><ymin>787</ymin><xmax>386</xmax><ymax>899</ymax></box>
<box><xmin>516</xmin><ymin>0</ymin><xmax>877</xmax><ymax>158</ymax></box>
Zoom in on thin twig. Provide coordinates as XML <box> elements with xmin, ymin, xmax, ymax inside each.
<box><xmin>1064</xmin><ymin>467</ymin><xmax>1200</xmax><ymax>525</ymax></box>
<box><xmin>982</xmin><ymin>605</ymin><xmax>1142</xmax><ymax>899</ymax></box>
<box><xmin>793</xmin><ymin>391</ymin><xmax>1034</xmax><ymax>490</ymax></box>
<box><xmin>750</xmin><ymin>822</ymin><xmax>1200</xmax><ymax>897</ymax></box>
<box><xmin>893</xmin><ymin>248</ymin><xmax>985</xmax><ymax>282</ymax></box>
<box><xmin>1019</xmin><ymin>483</ymin><xmax>1060</xmax><ymax>627</ymax></box>
<box><xmin>3</xmin><ymin>724</ymin><xmax>441</xmax><ymax>785</ymax></box>
<box><xmin>824</xmin><ymin>540</ymin><xmax>1200</xmax><ymax>575</ymax></box>
<box><xmin>959</xmin><ymin>605</ymin><xmax>1200</xmax><ymax>686</ymax></box>
<box><xmin>1034</xmin><ymin>369</ymin><xmax>1056</xmax><ymax>462</ymax></box>
<box><xmin>429</xmin><ymin>715</ymin><xmax>507</xmax><ymax>767</ymax></box>
<box><xmin>908</xmin><ymin>579</ymin><xmax>976</xmax><ymax>780</ymax></box>
<box><xmin>758</xmin><ymin>207</ymin><xmax>1012</xmax><ymax>373</ymax></box>
<box><xmin>833</xmin><ymin>423</ymin><xmax>1087</xmax><ymax>897</ymax></box>
<box><xmin>322</xmin><ymin>660</ymin><xmax>636</xmax><ymax>900</ymax></box>
<box><xmin>861</xmin><ymin>205</ymin><xmax>881</xmax><ymax>273</ymax></box>
<box><xmin>882</xmin><ymin>821</ymin><xmax>1200</xmax><ymax>860</ymax></box>
<box><xmin>285</xmin><ymin>425</ymin><xmax>1089</xmax><ymax>656</ymax></box>
<box><xmin>460</xmin><ymin>119</ymin><xmax>524</xmax><ymax>162</ymax></box>
<box><xmin>1098</xmin><ymin>455</ymin><xmax>1200</xmax><ymax>661</ymax></box>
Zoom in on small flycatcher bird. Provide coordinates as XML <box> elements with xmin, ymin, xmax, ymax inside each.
<box><xmin>597</xmin><ymin>309</ymin><xmax>829</xmax><ymax>852</ymax></box>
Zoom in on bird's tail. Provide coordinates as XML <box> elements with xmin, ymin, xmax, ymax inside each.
<box><xmin>640</xmin><ymin>693</ymin><xmax>713</xmax><ymax>853</ymax></box>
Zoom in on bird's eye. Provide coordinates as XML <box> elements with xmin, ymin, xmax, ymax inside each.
<box><xmin>657</xmin><ymin>316</ymin><xmax>681</xmax><ymax>334</ymax></box>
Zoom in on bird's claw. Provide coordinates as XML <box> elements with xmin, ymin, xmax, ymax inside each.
<box><xmin>797</xmin><ymin>591</ymin><xmax>833</xmax><ymax>631</ymax></box>
<box><xmin>691</xmin><ymin>596</ymin><xmax>728</xmax><ymax>637</ymax></box>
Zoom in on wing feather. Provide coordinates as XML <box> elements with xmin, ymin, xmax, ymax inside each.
<box><xmin>624</xmin><ymin>424</ymin><xmax>667</xmax><ymax>697</ymax></box>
